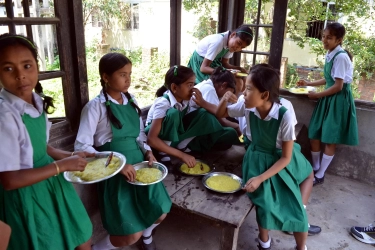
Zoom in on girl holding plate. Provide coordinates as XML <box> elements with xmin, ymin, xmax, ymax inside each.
<box><xmin>75</xmin><ymin>53</ymin><xmax>171</xmax><ymax>250</ymax></box>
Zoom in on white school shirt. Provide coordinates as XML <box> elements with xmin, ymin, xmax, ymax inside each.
<box><xmin>228</xmin><ymin>99</ymin><xmax>296</xmax><ymax>149</ymax></box>
<box><xmin>0</xmin><ymin>89</ymin><xmax>51</xmax><ymax>171</ymax></box>
<box><xmin>326</xmin><ymin>45</ymin><xmax>353</xmax><ymax>84</ymax></box>
<box><xmin>195</xmin><ymin>31</ymin><xmax>234</xmax><ymax>61</ymax></box>
<box><xmin>74</xmin><ymin>91</ymin><xmax>151</xmax><ymax>154</ymax></box>
<box><xmin>145</xmin><ymin>90</ymin><xmax>190</xmax><ymax>126</ymax></box>
<box><xmin>188</xmin><ymin>79</ymin><xmax>219</xmax><ymax>113</ymax></box>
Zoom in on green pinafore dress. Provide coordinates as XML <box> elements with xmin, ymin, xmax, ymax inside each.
<box><xmin>146</xmin><ymin>94</ymin><xmax>239</xmax><ymax>152</ymax></box>
<box><xmin>187</xmin><ymin>33</ymin><xmax>229</xmax><ymax>84</ymax></box>
<box><xmin>96</xmin><ymin>101</ymin><xmax>172</xmax><ymax>235</ymax></box>
<box><xmin>308</xmin><ymin>51</ymin><xmax>359</xmax><ymax>145</ymax></box>
<box><xmin>0</xmin><ymin>113</ymin><xmax>92</xmax><ymax>250</ymax></box>
<box><xmin>242</xmin><ymin>106</ymin><xmax>311</xmax><ymax>232</ymax></box>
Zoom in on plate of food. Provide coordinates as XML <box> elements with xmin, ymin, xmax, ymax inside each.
<box><xmin>236</xmin><ymin>72</ymin><xmax>248</xmax><ymax>77</ymax></box>
<box><xmin>202</xmin><ymin>172</ymin><xmax>243</xmax><ymax>193</ymax></box>
<box><xmin>179</xmin><ymin>160</ymin><xmax>213</xmax><ymax>176</ymax></box>
<box><xmin>127</xmin><ymin>161</ymin><xmax>168</xmax><ymax>186</ymax></box>
<box><xmin>64</xmin><ymin>151</ymin><xmax>126</xmax><ymax>184</ymax></box>
<box><xmin>289</xmin><ymin>86</ymin><xmax>316</xmax><ymax>95</ymax></box>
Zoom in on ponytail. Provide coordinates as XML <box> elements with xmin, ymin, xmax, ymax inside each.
<box><xmin>101</xmin><ymin>79</ymin><xmax>122</xmax><ymax>129</ymax></box>
<box><xmin>155</xmin><ymin>85</ymin><xmax>168</xmax><ymax>97</ymax></box>
<box><xmin>34</xmin><ymin>81</ymin><xmax>55</xmax><ymax>114</ymax></box>
<box><xmin>124</xmin><ymin>91</ymin><xmax>141</xmax><ymax>117</ymax></box>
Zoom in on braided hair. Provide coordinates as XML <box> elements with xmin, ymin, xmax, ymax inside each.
<box><xmin>99</xmin><ymin>53</ymin><xmax>141</xmax><ymax>129</ymax></box>
<box><xmin>0</xmin><ymin>33</ymin><xmax>55</xmax><ymax>113</ymax></box>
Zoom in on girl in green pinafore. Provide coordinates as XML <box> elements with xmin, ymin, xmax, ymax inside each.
<box><xmin>145</xmin><ymin>66</ymin><xmax>240</xmax><ymax>168</ymax></box>
<box><xmin>75</xmin><ymin>53</ymin><xmax>171</xmax><ymax>250</ymax></box>
<box><xmin>297</xmin><ymin>23</ymin><xmax>359</xmax><ymax>186</ymax></box>
<box><xmin>0</xmin><ymin>34</ymin><xmax>92</xmax><ymax>250</ymax></box>
<box><xmin>217</xmin><ymin>66</ymin><xmax>312</xmax><ymax>250</ymax></box>
<box><xmin>187</xmin><ymin>25</ymin><xmax>253</xmax><ymax>94</ymax></box>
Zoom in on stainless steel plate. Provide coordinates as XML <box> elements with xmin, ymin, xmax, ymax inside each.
<box><xmin>202</xmin><ymin>172</ymin><xmax>243</xmax><ymax>194</ymax></box>
<box><xmin>127</xmin><ymin>161</ymin><xmax>168</xmax><ymax>186</ymax></box>
<box><xmin>64</xmin><ymin>151</ymin><xmax>126</xmax><ymax>184</ymax></box>
<box><xmin>178</xmin><ymin>159</ymin><xmax>214</xmax><ymax>176</ymax></box>
<box><xmin>289</xmin><ymin>86</ymin><xmax>316</xmax><ymax>95</ymax></box>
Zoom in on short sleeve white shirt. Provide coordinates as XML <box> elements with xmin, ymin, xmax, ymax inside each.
<box><xmin>195</xmin><ymin>31</ymin><xmax>234</xmax><ymax>61</ymax></box>
<box><xmin>325</xmin><ymin>45</ymin><xmax>353</xmax><ymax>84</ymax></box>
<box><xmin>188</xmin><ymin>79</ymin><xmax>219</xmax><ymax>113</ymax></box>
<box><xmin>74</xmin><ymin>91</ymin><xmax>151</xmax><ymax>154</ymax></box>
<box><xmin>145</xmin><ymin>90</ymin><xmax>190</xmax><ymax>126</ymax></box>
<box><xmin>227</xmin><ymin>99</ymin><xmax>296</xmax><ymax>149</ymax></box>
<box><xmin>0</xmin><ymin>89</ymin><xmax>51</xmax><ymax>171</ymax></box>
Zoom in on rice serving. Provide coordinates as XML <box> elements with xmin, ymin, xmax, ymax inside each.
<box><xmin>73</xmin><ymin>156</ymin><xmax>120</xmax><ymax>181</ymax></box>
<box><xmin>136</xmin><ymin>168</ymin><xmax>162</xmax><ymax>184</ymax></box>
<box><xmin>180</xmin><ymin>162</ymin><xmax>210</xmax><ymax>174</ymax></box>
<box><xmin>206</xmin><ymin>175</ymin><xmax>241</xmax><ymax>192</ymax></box>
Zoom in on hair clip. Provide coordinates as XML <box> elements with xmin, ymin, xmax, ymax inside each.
<box><xmin>129</xmin><ymin>98</ymin><xmax>134</xmax><ymax>103</ymax></box>
<box><xmin>0</xmin><ymin>35</ymin><xmax>36</xmax><ymax>49</ymax></box>
<box><xmin>173</xmin><ymin>65</ymin><xmax>178</xmax><ymax>76</ymax></box>
<box><xmin>237</xmin><ymin>30</ymin><xmax>253</xmax><ymax>38</ymax></box>
<box><xmin>105</xmin><ymin>101</ymin><xmax>110</xmax><ymax>106</ymax></box>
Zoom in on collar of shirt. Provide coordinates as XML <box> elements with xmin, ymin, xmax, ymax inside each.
<box><xmin>0</xmin><ymin>89</ymin><xmax>44</xmax><ymax>116</ymax></box>
<box><xmin>222</xmin><ymin>31</ymin><xmax>230</xmax><ymax>49</ymax></box>
<box><xmin>326</xmin><ymin>45</ymin><xmax>342</xmax><ymax>62</ymax></box>
<box><xmin>249</xmin><ymin>102</ymin><xmax>281</xmax><ymax>121</ymax></box>
<box><xmin>99</xmin><ymin>90</ymin><xmax>129</xmax><ymax>105</ymax></box>
<box><xmin>165</xmin><ymin>90</ymin><xmax>189</xmax><ymax>111</ymax></box>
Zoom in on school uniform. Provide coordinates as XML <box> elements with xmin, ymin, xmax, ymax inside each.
<box><xmin>227</xmin><ymin>101</ymin><xmax>311</xmax><ymax>232</ymax></box>
<box><xmin>0</xmin><ymin>89</ymin><xmax>92</xmax><ymax>250</ymax></box>
<box><xmin>145</xmin><ymin>90</ymin><xmax>239</xmax><ymax>152</ymax></box>
<box><xmin>75</xmin><ymin>91</ymin><xmax>171</xmax><ymax>235</ymax></box>
<box><xmin>235</xmin><ymin>95</ymin><xmax>297</xmax><ymax>149</ymax></box>
<box><xmin>187</xmin><ymin>31</ymin><xmax>234</xmax><ymax>84</ymax></box>
<box><xmin>308</xmin><ymin>45</ymin><xmax>358</xmax><ymax>145</ymax></box>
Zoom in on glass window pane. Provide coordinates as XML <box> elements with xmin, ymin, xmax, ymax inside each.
<box><xmin>240</xmin><ymin>53</ymin><xmax>269</xmax><ymax>70</ymax></box>
<box><xmin>84</xmin><ymin>0</ymin><xmax>171</xmax><ymax>107</ymax></box>
<box><xmin>13</xmin><ymin>0</ymin><xmax>55</xmax><ymax>18</ymax></box>
<box><xmin>39</xmin><ymin>77</ymin><xmax>65</xmax><ymax>118</ymax></box>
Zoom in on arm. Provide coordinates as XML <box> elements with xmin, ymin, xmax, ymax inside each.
<box><xmin>200</xmin><ymin>58</ymin><xmax>215</xmax><ymax>75</ymax></box>
<box><xmin>308</xmin><ymin>78</ymin><xmax>344</xmax><ymax>99</ymax></box>
<box><xmin>147</xmin><ymin>118</ymin><xmax>196</xmax><ymax>167</ymax></box>
<box><xmin>216</xmin><ymin>91</ymin><xmax>238</xmax><ymax>118</ymax></box>
<box><xmin>0</xmin><ymin>221</ymin><xmax>11</xmax><ymax>250</ymax></box>
<box><xmin>297</xmin><ymin>78</ymin><xmax>326</xmax><ymax>87</ymax></box>
<box><xmin>0</xmin><ymin>155</ymin><xmax>88</xmax><ymax>190</ymax></box>
<box><xmin>243</xmin><ymin>140</ymin><xmax>294</xmax><ymax>192</ymax></box>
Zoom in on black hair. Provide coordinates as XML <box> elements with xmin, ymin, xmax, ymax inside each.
<box><xmin>210</xmin><ymin>67</ymin><xmax>236</xmax><ymax>93</ymax></box>
<box><xmin>0</xmin><ymin>33</ymin><xmax>55</xmax><ymax>114</ymax></box>
<box><xmin>325</xmin><ymin>22</ymin><xmax>353</xmax><ymax>61</ymax></box>
<box><xmin>98</xmin><ymin>52</ymin><xmax>141</xmax><ymax>129</ymax></box>
<box><xmin>233</xmin><ymin>25</ymin><xmax>253</xmax><ymax>46</ymax></box>
<box><xmin>155</xmin><ymin>65</ymin><xmax>195</xmax><ymax>97</ymax></box>
<box><xmin>248</xmin><ymin>66</ymin><xmax>280</xmax><ymax>104</ymax></box>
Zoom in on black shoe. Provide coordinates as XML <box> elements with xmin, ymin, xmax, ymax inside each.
<box><xmin>140</xmin><ymin>236</ymin><xmax>157</xmax><ymax>250</ymax></box>
<box><xmin>308</xmin><ymin>224</ymin><xmax>322</xmax><ymax>235</ymax></box>
<box><xmin>258</xmin><ymin>244</ymin><xmax>271</xmax><ymax>250</ymax></box>
<box><xmin>313</xmin><ymin>175</ymin><xmax>324</xmax><ymax>186</ymax></box>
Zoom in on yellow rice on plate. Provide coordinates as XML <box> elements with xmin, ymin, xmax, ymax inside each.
<box><xmin>180</xmin><ymin>162</ymin><xmax>210</xmax><ymax>175</ymax></box>
<box><xmin>136</xmin><ymin>168</ymin><xmax>163</xmax><ymax>184</ymax></box>
<box><xmin>206</xmin><ymin>175</ymin><xmax>241</xmax><ymax>192</ymax></box>
<box><xmin>73</xmin><ymin>156</ymin><xmax>120</xmax><ymax>181</ymax></box>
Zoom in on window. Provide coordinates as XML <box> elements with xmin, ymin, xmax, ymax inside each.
<box><xmin>306</xmin><ymin>1</ymin><xmax>336</xmax><ymax>40</ymax></box>
<box><xmin>125</xmin><ymin>3</ymin><xmax>139</xmax><ymax>30</ymax></box>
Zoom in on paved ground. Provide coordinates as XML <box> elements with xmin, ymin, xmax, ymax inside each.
<box><xmin>121</xmin><ymin>174</ymin><xmax>375</xmax><ymax>250</ymax></box>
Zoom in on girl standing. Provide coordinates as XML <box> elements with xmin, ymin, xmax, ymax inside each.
<box><xmin>0</xmin><ymin>34</ymin><xmax>92</xmax><ymax>250</ymax></box>
<box><xmin>146</xmin><ymin>66</ymin><xmax>239</xmax><ymax>167</ymax></box>
<box><xmin>187</xmin><ymin>25</ymin><xmax>253</xmax><ymax>85</ymax></box>
<box><xmin>216</xmin><ymin>66</ymin><xmax>312</xmax><ymax>250</ymax></box>
<box><xmin>297</xmin><ymin>22</ymin><xmax>359</xmax><ymax>185</ymax></box>
<box><xmin>75</xmin><ymin>53</ymin><xmax>171</xmax><ymax>250</ymax></box>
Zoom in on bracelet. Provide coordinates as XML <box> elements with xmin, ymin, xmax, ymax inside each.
<box><xmin>71</xmin><ymin>151</ymin><xmax>75</xmax><ymax>156</ymax></box>
<box><xmin>53</xmin><ymin>161</ymin><xmax>60</xmax><ymax>176</ymax></box>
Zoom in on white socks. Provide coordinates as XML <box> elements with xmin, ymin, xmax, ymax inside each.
<box><xmin>142</xmin><ymin>223</ymin><xmax>159</xmax><ymax>244</ymax></box>
<box><xmin>311</xmin><ymin>151</ymin><xmax>321</xmax><ymax>171</ymax></box>
<box><xmin>258</xmin><ymin>235</ymin><xmax>271</xmax><ymax>248</ymax></box>
<box><xmin>92</xmin><ymin>235</ymin><xmax>118</xmax><ymax>250</ymax></box>
<box><xmin>177</xmin><ymin>137</ymin><xmax>195</xmax><ymax>152</ymax></box>
<box><xmin>315</xmin><ymin>154</ymin><xmax>334</xmax><ymax>178</ymax></box>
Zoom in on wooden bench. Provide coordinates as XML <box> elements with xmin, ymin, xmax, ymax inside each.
<box><xmin>48</xmin><ymin>107</ymin><xmax>309</xmax><ymax>250</ymax></box>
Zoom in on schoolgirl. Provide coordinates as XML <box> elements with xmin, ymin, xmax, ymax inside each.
<box><xmin>145</xmin><ymin>65</ymin><xmax>239</xmax><ymax>167</ymax></box>
<box><xmin>0</xmin><ymin>34</ymin><xmax>92</xmax><ymax>250</ymax></box>
<box><xmin>297</xmin><ymin>22</ymin><xmax>359</xmax><ymax>185</ymax></box>
<box><xmin>216</xmin><ymin>65</ymin><xmax>313</xmax><ymax>250</ymax></box>
<box><xmin>75</xmin><ymin>53</ymin><xmax>171</xmax><ymax>250</ymax></box>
